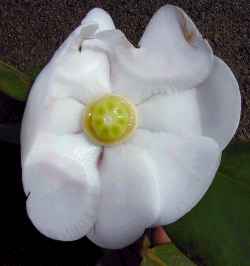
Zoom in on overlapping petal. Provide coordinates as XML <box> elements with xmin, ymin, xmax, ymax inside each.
<box><xmin>23</xmin><ymin>134</ymin><xmax>101</xmax><ymax>241</ymax></box>
<box><xmin>138</xmin><ymin>57</ymin><xmax>240</xmax><ymax>149</ymax></box>
<box><xmin>87</xmin><ymin>144</ymin><xmax>160</xmax><ymax>249</ymax></box>
<box><xmin>128</xmin><ymin>129</ymin><xmax>221</xmax><ymax>225</ymax></box>
<box><xmin>21</xmin><ymin>8</ymin><xmax>115</xmax><ymax>241</ymax></box>
<box><xmin>138</xmin><ymin>89</ymin><xmax>202</xmax><ymax>136</ymax></box>
<box><xmin>87</xmin><ymin>129</ymin><xmax>220</xmax><ymax>248</ymax></box>
<box><xmin>21</xmin><ymin>9</ymin><xmax>113</xmax><ymax>162</ymax></box>
<box><xmin>42</xmin><ymin>98</ymin><xmax>84</xmax><ymax>134</ymax></box>
<box><xmin>81</xmin><ymin>5</ymin><xmax>213</xmax><ymax>104</ymax></box>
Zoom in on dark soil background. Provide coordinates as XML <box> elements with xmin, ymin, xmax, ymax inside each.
<box><xmin>0</xmin><ymin>0</ymin><xmax>249</xmax><ymax>265</ymax></box>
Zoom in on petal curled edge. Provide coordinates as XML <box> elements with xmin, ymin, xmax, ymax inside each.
<box><xmin>55</xmin><ymin>8</ymin><xmax>115</xmax><ymax>58</ymax></box>
<box><xmin>82</xmin><ymin>29</ymin><xmax>175</xmax><ymax>104</ymax></box>
<box><xmin>81</xmin><ymin>5</ymin><xmax>213</xmax><ymax>104</ymax></box>
<box><xmin>87</xmin><ymin>144</ymin><xmax>160</xmax><ymax>249</ymax></box>
<box><xmin>139</xmin><ymin>5</ymin><xmax>213</xmax><ymax>92</ymax></box>
<box><xmin>81</xmin><ymin>8</ymin><xmax>115</xmax><ymax>32</ymax></box>
<box><xmin>137</xmin><ymin>57</ymin><xmax>241</xmax><ymax>149</ymax></box>
<box><xmin>23</xmin><ymin>134</ymin><xmax>101</xmax><ymax>241</ymax></box>
<box><xmin>23</xmin><ymin>7</ymin><xmax>115</xmax><ymax>137</ymax></box>
<box><xmin>128</xmin><ymin>129</ymin><xmax>221</xmax><ymax>226</ymax></box>
<box><xmin>196</xmin><ymin>57</ymin><xmax>241</xmax><ymax>150</ymax></box>
<box><xmin>22</xmin><ymin>19</ymin><xmax>112</xmax><ymax>161</ymax></box>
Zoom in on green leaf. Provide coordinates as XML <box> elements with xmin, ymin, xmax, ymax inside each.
<box><xmin>29</xmin><ymin>66</ymin><xmax>42</xmax><ymax>82</ymax></box>
<box><xmin>98</xmin><ymin>234</ymin><xmax>197</xmax><ymax>266</ymax></box>
<box><xmin>0</xmin><ymin>60</ymin><xmax>31</xmax><ymax>101</ymax></box>
<box><xmin>141</xmin><ymin>243</ymin><xmax>197</xmax><ymax>266</ymax></box>
<box><xmin>166</xmin><ymin>143</ymin><xmax>250</xmax><ymax>266</ymax></box>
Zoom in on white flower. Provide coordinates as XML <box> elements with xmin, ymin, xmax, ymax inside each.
<box><xmin>21</xmin><ymin>5</ymin><xmax>241</xmax><ymax>249</ymax></box>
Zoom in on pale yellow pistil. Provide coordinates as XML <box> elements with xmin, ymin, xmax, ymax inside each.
<box><xmin>83</xmin><ymin>94</ymin><xmax>137</xmax><ymax>146</ymax></box>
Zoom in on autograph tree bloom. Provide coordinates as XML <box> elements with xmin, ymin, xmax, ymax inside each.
<box><xmin>21</xmin><ymin>5</ymin><xmax>241</xmax><ymax>249</ymax></box>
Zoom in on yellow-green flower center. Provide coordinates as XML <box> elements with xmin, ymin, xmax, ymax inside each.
<box><xmin>83</xmin><ymin>94</ymin><xmax>137</xmax><ymax>146</ymax></box>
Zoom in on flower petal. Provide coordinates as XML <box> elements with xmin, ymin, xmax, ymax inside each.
<box><xmin>137</xmin><ymin>57</ymin><xmax>241</xmax><ymax>150</ymax></box>
<box><xmin>22</xmin><ymin>10</ymin><xmax>114</xmax><ymax>158</ymax></box>
<box><xmin>23</xmin><ymin>134</ymin><xmax>101</xmax><ymax>241</ymax></box>
<box><xmin>128</xmin><ymin>129</ymin><xmax>221</xmax><ymax>226</ymax></box>
<box><xmin>55</xmin><ymin>8</ymin><xmax>115</xmax><ymax>58</ymax></box>
<box><xmin>139</xmin><ymin>5</ymin><xmax>213</xmax><ymax>91</ymax></box>
<box><xmin>196</xmin><ymin>57</ymin><xmax>241</xmax><ymax>150</ymax></box>
<box><xmin>81</xmin><ymin>29</ymin><xmax>176</xmax><ymax>104</ymax></box>
<box><xmin>81</xmin><ymin>8</ymin><xmax>115</xmax><ymax>32</ymax></box>
<box><xmin>21</xmin><ymin>8</ymin><xmax>115</xmax><ymax>242</ymax></box>
<box><xmin>87</xmin><ymin>144</ymin><xmax>160</xmax><ymax>249</ymax></box>
<box><xmin>81</xmin><ymin>5</ymin><xmax>213</xmax><ymax>104</ymax></box>
<box><xmin>21</xmin><ymin>47</ymin><xmax>111</xmax><ymax>161</ymax></box>
<box><xmin>42</xmin><ymin>98</ymin><xmax>84</xmax><ymax>134</ymax></box>
<box><xmin>138</xmin><ymin>89</ymin><xmax>202</xmax><ymax>136</ymax></box>
<box><xmin>38</xmin><ymin>47</ymin><xmax>111</xmax><ymax>104</ymax></box>
<box><xmin>81</xmin><ymin>30</ymin><xmax>152</xmax><ymax>103</ymax></box>
<box><xmin>53</xmin><ymin>48</ymin><xmax>111</xmax><ymax>103</ymax></box>
<box><xmin>28</xmin><ymin>9</ymin><xmax>114</xmax><ymax>107</ymax></box>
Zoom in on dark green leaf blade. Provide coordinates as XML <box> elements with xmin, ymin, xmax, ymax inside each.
<box><xmin>29</xmin><ymin>66</ymin><xmax>42</xmax><ymax>82</ymax></box>
<box><xmin>0</xmin><ymin>60</ymin><xmax>31</xmax><ymax>101</ymax></box>
<box><xmin>166</xmin><ymin>143</ymin><xmax>250</xmax><ymax>266</ymax></box>
<box><xmin>141</xmin><ymin>244</ymin><xmax>197</xmax><ymax>266</ymax></box>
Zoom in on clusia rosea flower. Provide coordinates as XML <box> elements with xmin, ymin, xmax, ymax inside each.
<box><xmin>21</xmin><ymin>5</ymin><xmax>241</xmax><ymax>249</ymax></box>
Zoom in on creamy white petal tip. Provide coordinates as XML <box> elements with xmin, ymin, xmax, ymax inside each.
<box><xmin>139</xmin><ymin>5</ymin><xmax>214</xmax><ymax>91</ymax></box>
<box><xmin>81</xmin><ymin>8</ymin><xmax>115</xmax><ymax>32</ymax></box>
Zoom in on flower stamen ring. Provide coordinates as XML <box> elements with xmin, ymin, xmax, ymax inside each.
<box><xmin>83</xmin><ymin>94</ymin><xmax>137</xmax><ymax>146</ymax></box>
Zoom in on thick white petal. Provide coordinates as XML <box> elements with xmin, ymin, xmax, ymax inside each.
<box><xmin>23</xmin><ymin>8</ymin><xmax>113</xmax><ymax>129</ymax></box>
<box><xmin>87</xmin><ymin>144</ymin><xmax>160</xmax><ymax>249</ymax></box>
<box><xmin>196</xmin><ymin>57</ymin><xmax>241</xmax><ymax>149</ymax></box>
<box><xmin>60</xmin><ymin>8</ymin><xmax>115</xmax><ymax>101</ymax></box>
<box><xmin>42</xmin><ymin>98</ymin><xmax>84</xmax><ymax>134</ymax></box>
<box><xmin>139</xmin><ymin>5</ymin><xmax>213</xmax><ymax>91</ymax></box>
<box><xmin>50</xmin><ymin>48</ymin><xmax>111</xmax><ymax>103</ymax></box>
<box><xmin>81</xmin><ymin>8</ymin><xmax>115</xmax><ymax>32</ymax></box>
<box><xmin>82</xmin><ymin>30</ymin><xmax>175</xmax><ymax>104</ymax></box>
<box><xmin>56</xmin><ymin>8</ymin><xmax>115</xmax><ymax>58</ymax></box>
<box><xmin>21</xmin><ymin>47</ymin><xmax>111</xmax><ymax>162</ymax></box>
<box><xmin>81</xmin><ymin>5</ymin><xmax>213</xmax><ymax>104</ymax></box>
<box><xmin>137</xmin><ymin>58</ymin><xmax>241</xmax><ymax>149</ymax></box>
<box><xmin>23</xmin><ymin>134</ymin><xmax>101</xmax><ymax>241</ymax></box>
<box><xmin>81</xmin><ymin>30</ymin><xmax>150</xmax><ymax>103</ymax></box>
<box><xmin>35</xmin><ymin>47</ymin><xmax>111</xmax><ymax>104</ymax></box>
<box><xmin>138</xmin><ymin>89</ymin><xmax>202</xmax><ymax>136</ymax></box>
<box><xmin>128</xmin><ymin>129</ymin><xmax>221</xmax><ymax>226</ymax></box>
<box><xmin>21</xmin><ymin>8</ymin><xmax>115</xmax><ymax>242</ymax></box>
